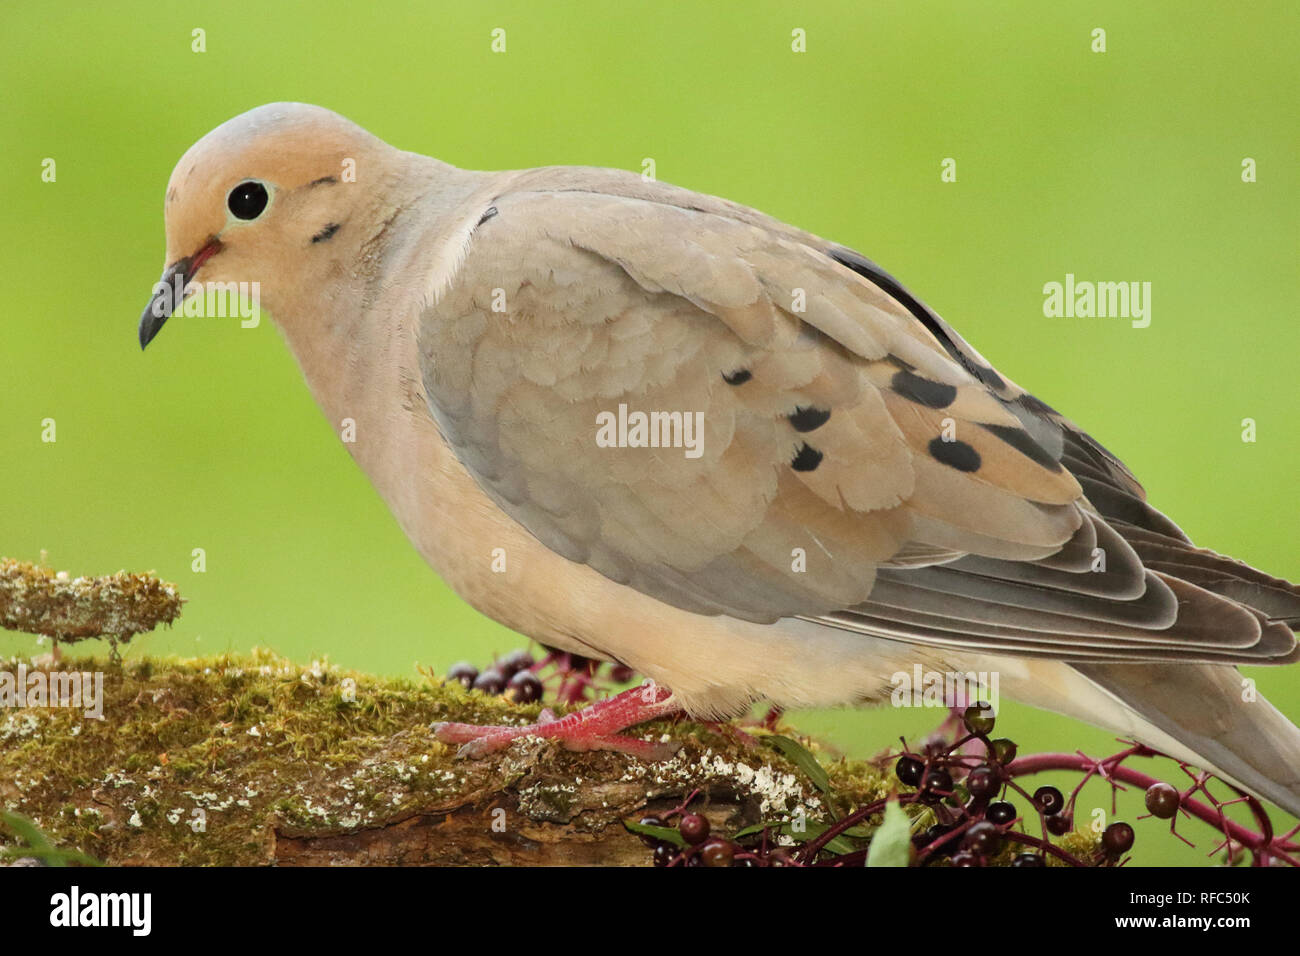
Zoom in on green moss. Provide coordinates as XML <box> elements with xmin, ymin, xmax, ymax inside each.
<box><xmin>0</xmin><ymin>650</ymin><xmax>565</xmax><ymax>864</ymax></box>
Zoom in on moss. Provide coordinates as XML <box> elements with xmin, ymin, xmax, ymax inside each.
<box><xmin>3</xmin><ymin>650</ymin><xmax>890</xmax><ymax>865</ymax></box>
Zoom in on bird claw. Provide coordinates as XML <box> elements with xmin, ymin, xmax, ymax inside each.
<box><xmin>431</xmin><ymin>683</ymin><xmax>680</xmax><ymax>761</ymax></box>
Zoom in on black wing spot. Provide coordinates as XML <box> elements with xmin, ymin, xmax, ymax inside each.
<box><xmin>788</xmin><ymin>406</ymin><xmax>831</xmax><ymax>432</ymax></box>
<box><xmin>477</xmin><ymin>205</ymin><xmax>499</xmax><ymax>226</ymax></box>
<box><xmin>891</xmin><ymin>369</ymin><xmax>957</xmax><ymax>409</ymax></box>
<box><xmin>979</xmin><ymin>423</ymin><xmax>1062</xmax><ymax>471</ymax></box>
<box><xmin>928</xmin><ymin>437</ymin><xmax>981</xmax><ymax>472</ymax></box>
<box><xmin>723</xmin><ymin>369</ymin><xmax>752</xmax><ymax>385</ymax></box>
<box><xmin>311</xmin><ymin>222</ymin><xmax>341</xmax><ymax>243</ymax></box>
<box><xmin>791</xmin><ymin>443</ymin><xmax>824</xmax><ymax>471</ymax></box>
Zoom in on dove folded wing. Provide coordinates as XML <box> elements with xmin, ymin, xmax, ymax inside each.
<box><xmin>415</xmin><ymin>179</ymin><xmax>1295</xmax><ymax>667</ymax></box>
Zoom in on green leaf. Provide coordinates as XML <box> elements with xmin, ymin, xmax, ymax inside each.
<box><xmin>765</xmin><ymin>734</ymin><xmax>832</xmax><ymax>794</ymax></box>
<box><xmin>866</xmin><ymin>799</ymin><xmax>912</xmax><ymax>868</ymax></box>
<box><xmin>731</xmin><ymin>819</ymin><xmax>864</xmax><ymax>856</ymax></box>
<box><xmin>622</xmin><ymin>818</ymin><xmax>686</xmax><ymax>848</ymax></box>
<box><xmin>0</xmin><ymin>812</ymin><xmax>101</xmax><ymax>867</ymax></box>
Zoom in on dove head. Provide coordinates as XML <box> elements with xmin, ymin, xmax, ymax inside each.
<box><xmin>138</xmin><ymin>103</ymin><xmax>391</xmax><ymax>348</ymax></box>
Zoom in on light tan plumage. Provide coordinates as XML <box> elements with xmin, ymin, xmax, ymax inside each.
<box><xmin>141</xmin><ymin>104</ymin><xmax>1300</xmax><ymax>815</ymax></box>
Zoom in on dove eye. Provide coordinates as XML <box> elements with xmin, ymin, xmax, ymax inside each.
<box><xmin>227</xmin><ymin>180</ymin><xmax>270</xmax><ymax>220</ymax></box>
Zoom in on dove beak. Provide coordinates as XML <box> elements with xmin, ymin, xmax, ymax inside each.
<box><xmin>138</xmin><ymin>237</ymin><xmax>223</xmax><ymax>350</ymax></box>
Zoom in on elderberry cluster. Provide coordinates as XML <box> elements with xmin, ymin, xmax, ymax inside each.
<box><xmin>896</xmin><ymin>703</ymin><xmax>1137</xmax><ymax>866</ymax></box>
<box><xmin>446</xmin><ymin>650</ymin><xmax>544</xmax><ymax>703</ymax></box>
<box><xmin>446</xmin><ymin>646</ymin><xmax>637</xmax><ymax>705</ymax></box>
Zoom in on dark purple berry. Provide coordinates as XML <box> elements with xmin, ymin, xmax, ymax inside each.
<box><xmin>679</xmin><ymin>813</ymin><xmax>710</xmax><ymax>845</ymax></box>
<box><xmin>767</xmin><ymin>847</ymin><xmax>794</xmax><ymax>866</ymax></box>
<box><xmin>921</xmin><ymin>767</ymin><xmax>954</xmax><ymax>799</ymax></box>
<box><xmin>446</xmin><ymin>662</ymin><xmax>478</xmax><ymax>688</ymax></box>
<box><xmin>963</xmin><ymin>702</ymin><xmax>996</xmax><ymax>736</ymax></box>
<box><xmin>636</xmin><ymin>815</ymin><xmax>665</xmax><ymax>847</ymax></box>
<box><xmin>945</xmin><ymin>784</ymin><xmax>971</xmax><ymax>809</ymax></box>
<box><xmin>962</xmin><ymin>821</ymin><xmax>1002</xmax><ymax>855</ymax></box>
<box><xmin>924</xmin><ymin>824</ymin><xmax>957</xmax><ymax>855</ymax></box>
<box><xmin>566</xmin><ymin>653</ymin><xmax>594</xmax><ymax>673</ymax></box>
<box><xmin>1046</xmin><ymin>814</ymin><xmax>1072</xmax><ymax>836</ymax></box>
<box><xmin>698</xmin><ymin>839</ymin><xmax>735</xmax><ymax>867</ymax></box>
<box><xmin>505</xmin><ymin>670</ymin><xmax>543</xmax><ymax>703</ymax></box>
<box><xmin>609</xmin><ymin>664</ymin><xmax>636</xmax><ymax>683</ymax></box>
<box><xmin>1145</xmin><ymin>783</ymin><xmax>1180</xmax><ymax>820</ymax></box>
<box><xmin>652</xmin><ymin>843</ymin><xmax>675</xmax><ymax>866</ymax></box>
<box><xmin>1102</xmin><ymin>822</ymin><xmax>1135</xmax><ymax>857</ymax></box>
<box><xmin>896</xmin><ymin>755</ymin><xmax>925</xmax><ymax>787</ymax></box>
<box><xmin>1033</xmin><ymin>786</ymin><xmax>1065</xmax><ymax>816</ymax></box>
<box><xmin>986</xmin><ymin>801</ymin><xmax>1017</xmax><ymax>826</ymax></box>
<box><xmin>966</xmin><ymin>765</ymin><xmax>1000</xmax><ymax>801</ymax></box>
<box><xmin>497</xmin><ymin>649</ymin><xmax>534</xmax><ymax>678</ymax></box>
<box><xmin>950</xmin><ymin>850</ymin><xmax>980</xmax><ymax>867</ymax></box>
<box><xmin>1012</xmin><ymin>852</ymin><xmax>1046</xmax><ymax>867</ymax></box>
<box><xmin>471</xmin><ymin>668</ymin><xmax>505</xmax><ymax>695</ymax></box>
<box><xmin>990</xmin><ymin>738</ymin><xmax>1018</xmax><ymax>765</ymax></box>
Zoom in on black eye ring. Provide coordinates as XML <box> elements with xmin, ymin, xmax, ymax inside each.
<box><xmin>227</xmin><ymin>180</ymin><xmax>269</xmax><ymax>220</ymax></box>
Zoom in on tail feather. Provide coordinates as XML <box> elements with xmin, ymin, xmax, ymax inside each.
<box><xmin>1073</xmin><ymin>661</ymin><xmax>1300</xmax><ymax>818</ymax></box>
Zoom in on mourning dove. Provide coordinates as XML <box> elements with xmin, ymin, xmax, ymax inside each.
<box><xmin>140</xmin><ymin>104</ymin><xmax>1300</xmax><ymax>814</ymax></box>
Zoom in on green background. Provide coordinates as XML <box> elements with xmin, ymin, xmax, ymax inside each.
<box><xmin>2</xmin><ymin>1</ymin><xmax>1296</xmax><ymax>865</ymax></box>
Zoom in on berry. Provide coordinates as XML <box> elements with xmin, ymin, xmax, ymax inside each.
<box><xmin>504</xmin><ymin>670</ymin><xmax>543</xmax><ymax>703</ymax></box>
<box><xmin>1145</xmin><ymin>782</ymin><xmax>1180</xmax><ymax>820</ymax></box>
<box><xmin>1012</xmin><ymin>852</ymin><xmax>1046</xmax><ymax>867</ymax></box>
<box><xmin>679</xmin><ymin>813</ymin><xmax>710</xmax><ymax>845</ymax></box>
<box><xmin>698</xmin><ymin>839</ymin><xmax>735</xmax><ymax>867</ymax></box>
<box><xmin>1046</xmin><ymin>814</ymin><xmax>1072</xmax><ymax>836</ymax></box>
<box><xmin>497</xmin><ymin>649</ymin><xmax>534</xmax><ymax>678</ymax></box>
<box><xmin>471</xmin><ymin>668</ymin><xmax>505</xmax><ymax>695</ymax></box>
<box><xmin>636</xmin><ymin>815</ymin><xmax>665</xmax><ymax>847</ymax></box>
<box><xmin>1033</xmin><ymin>786</ymin><xmax>1065</xmax><ymax>816</ymax></box>
<box><xmin>986</xmin><ymin>801</ymin><xmax>1017</xmax><ymax>825</ymax></box>
<box><xmin>962</xmin><ymin>821</ymin><xmax>1002</xmax><ymax>855</ymax></box>
<box><xmin>945</xmin><ymin>784</ymin><xmax>971</xmax><ymax>809</ymax></box>
<box><xmin>963</xmin><ymin>702</ymin><xmax>996</xmax><ymax>736</ymax></box>
<box><xmin>966</xmin><ymin>765</ymin><xmax>1000</xmax><ymax>801</ymax></box>
<box><xmin>446</xmin><ymin>662</ymin><xmax>478</xmax><ymax>688</ymax></box>
<box><xmin>895</xmin><ymin>755</ymin><xmax>925</xmax><ymax>787</ymax></box>
<box><xmin>950</xmin><ymin>850</ymin><xmax>980</xmax><ymax>867</ymax></box>
<box><xmin>1102</xmin><ymin>822</ymin><xmax>1135</xmax><ymax>857</ymax></box>
<box><xmin>990</xmin><ymin>738</ymin><xmax>1018</xmax><ymax>765</ymax></box>
<box><xmin>609</xmin><ymin>664</ymin><xmax>636</xmax><ymax>683</ymax></box>
<box><xmin>566</xmin><ymin>653</ymin><xmax>594</xmax><ymax>673</ymax></box>
<box><xmin>924</xmin><ymin>824</ymin><xmax>957</xmax><ymax>855</ymax></box>
<box><xmin>652</xmin><ymin>843</ymin><xmax>675</xmax><ymax>867</ymax></box>
<box><xmin>921</xmin><ymin>767</ymin><xmax>954</xmax><ymax>799</ymax></box>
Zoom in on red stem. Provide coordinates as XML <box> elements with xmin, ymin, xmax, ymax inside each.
<box><xmin>1006</xmin><ymin>751</ymin><xmax>1299</xmax><ymax>866</ymax></box>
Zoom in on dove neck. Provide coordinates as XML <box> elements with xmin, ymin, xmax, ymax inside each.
<box><xmin>268</xmin><ymin>159</ymin><xmax>494</xmax><ymax>537</ymax></box>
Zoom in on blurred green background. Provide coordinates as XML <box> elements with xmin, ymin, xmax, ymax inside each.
<box><xmin>2</xmin><ymin>1</ymin><xmax>1296</xmax><ymax>864</ymax></box>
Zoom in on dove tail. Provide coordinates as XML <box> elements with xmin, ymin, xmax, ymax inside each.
<box><xmin>1071</xmin><ymin>660</ymin><xmax>1300</xmax><ymax>818</ymax></box>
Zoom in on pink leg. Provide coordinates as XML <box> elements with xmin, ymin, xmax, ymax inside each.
<box><xmin>433</xmin><ymin>682</ymin><xmax>680</xmax><ymax>760</ymax></box>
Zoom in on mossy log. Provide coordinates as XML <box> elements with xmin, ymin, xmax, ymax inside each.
<box><xmin>0</xmin><ymin>652</ymin><xmax>895</xmax><ymax>866</ymax></box>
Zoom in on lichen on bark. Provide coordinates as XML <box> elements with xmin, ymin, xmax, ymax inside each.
<box><xmin>0</xmin><ymin>651</ymin><xmax>899</xmax><ymax>865</ymax></box>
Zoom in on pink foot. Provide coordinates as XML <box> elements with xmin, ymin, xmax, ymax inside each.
<box><xmin>433</xmin><ymin>682</ymin><xmax>680</xmax><ymax>760</ymax></box>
